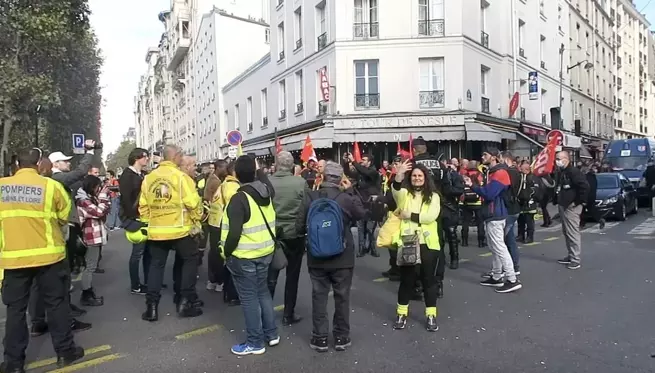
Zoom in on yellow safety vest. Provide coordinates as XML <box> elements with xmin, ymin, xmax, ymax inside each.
<box><xmin>392</xmin><ymin>189</ymin><xmax>441</xmax><ymax>251</ymax></box>
<box><xmin>138</xmin><ymin>161</ymin><xmax>202</xmax><ymax>241</ymax></box>
<box><xmin>0</xmin><ymin>168</ymin><xmax>70</xmax><ymax>269</ymax></box>
<box><xmin>197</xmin><ymin>178</ymin><xmax>206</xmax><ymax>190</ymax></box>
<box><xmin>220</xmin><ymin>192</ymin><xmax>276</xmax><ymax>259</ymax></box>
<box><xmin>207</xmin><ymin>187</ymin><xmax>223</xmax><ymax>228</ymax></box>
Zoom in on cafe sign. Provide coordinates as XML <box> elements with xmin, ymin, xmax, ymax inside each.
<box><xmin>333</xmin><ymin>115</ymin><xmax>466</xmax><ymax>130</ymax></box>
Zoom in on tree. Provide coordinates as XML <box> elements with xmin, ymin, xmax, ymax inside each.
<box><xmin>105</xmin><ymin>140</ymin><xmax>135</xmax><ymax>172</ymax></box>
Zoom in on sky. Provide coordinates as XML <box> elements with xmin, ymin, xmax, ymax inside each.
<box><xmin>89</xmin><ymin>0</ymin><xmax>169</xmax><ymax>156</ymax></box>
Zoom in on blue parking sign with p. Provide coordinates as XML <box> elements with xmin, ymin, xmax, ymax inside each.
<box><xmin>73</xmin><ymin>134</ymin><xmax>85</xmax><ymax>149</ymax></box>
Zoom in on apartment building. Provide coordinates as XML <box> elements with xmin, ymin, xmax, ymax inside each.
<box><xmin>135</xmin><ymin>48</ymin><xmax>163</xmax><ymax>151</ymax></box>
<box><xmin>194</xmin><ymin>8</ymin><xmax>270</xmax><ymax>163</ymax></box>
<box><xmin>614</xmin><ymin>0</ymin><xmax>651</xmax><ymax>139</ymax></box>
<box><xmin>223</xmin><ymin>0</ymin><xmax>572</xmax><ymax>160</ymax></box>
<box><xmin>567</xmin><ymin>0</ymin><xmax>616</xmax><ymax>157</ymax></box>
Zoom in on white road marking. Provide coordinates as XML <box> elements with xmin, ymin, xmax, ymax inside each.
<box><xmin>584</xmin><ymin>222</ymin><xmax>620</xmax><ymax>234</ymax></box>
<box><xmin>627</xmin><ymin>217</ymin><xmax>655</xmax><ymax>235</ymax></box>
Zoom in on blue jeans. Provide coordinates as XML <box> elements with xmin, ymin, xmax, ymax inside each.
<box><xmin>107</xmin><ymin>196</ymin><xmax>121</xmax><ymax>229</ymax></box>
<box><xmin>227</xmin><ymin>254</ymin><xmax>277</xmax><ymax>348</ymax></box>
<box><xmin>504</xmin><ymin>214</ymin><xmax>520</xmax><ymax>271</ymax></box>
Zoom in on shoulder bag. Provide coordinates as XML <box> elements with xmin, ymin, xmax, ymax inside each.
<box><xmin>256</xmin><ymin>204</ymin><xmax>288</xmax><ymax>271</ymax></box>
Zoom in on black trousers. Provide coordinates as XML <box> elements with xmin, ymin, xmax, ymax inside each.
<box><xmin>267</xmin><ymin>237</ymin><xmax>304</xmax><ymax>317</ymax></box>
<box><xmin>539</xmin><ymin>197</ymin><xmax>552</xmax><ymax>225</ymax></box>
<box><xmin>3</xmin><ymin>260</ymin><xmax>76</xmax><ymax>368</ymax></box>
<box><xmin>146</xmin><ymin>236</ymin><xmax>199</xmax><ymax>304</ymax></box>
<box><xmin>397</xmin><ymin>245</ymin><xmax>439</xmax><ymax>308</ymax></box>
<box><xmin>308</xmin><ymin>267</ymin><xmax>353</xmax><ymax>339</ymax></box>
<box><xmin>461</xmin><ymin>206</ymin><xmax>485</xmax><ymax>240</ymax></box>
<box><xmin>435</xmin><ymin>217</ymin><xmax>450</xmax><ymax>282</ymax></box>
<box><xmin>207</xmin><ymin>225</ymin><xmax>225</xmax><ymax>285</ymax></box>
<box><xmin>517</xmin><ymin>213</ymin><xmax>536</xmax><ymax>238</ymax></box>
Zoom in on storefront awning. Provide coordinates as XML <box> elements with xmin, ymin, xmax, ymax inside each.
<box><xmin>333</xmin><ymin>126</ymin><xmax>466</xmax><ymax>143</ymax></box>
<box><xmin>579</xmin><ymin>145</ymin><xmax>593</xmax><ymax>159</ymax></box>
<box><xmin>516</xmin><ymin>131</ymin><xmax>544</xmax><ymax>149</ymax></box>
<box><xmin>465</xmin><ymin>123</ymin><xmax>502</xmax><ymax>143</ymax></box>
<box><xmin>281</xmin><ymin>127</ymin><xmax>334</xmax><ymax>151</ymax></box>
<box><xmin>242</xmin><ymin>140</ymin><xmax>275</xmax><ymax>156</ymax></box>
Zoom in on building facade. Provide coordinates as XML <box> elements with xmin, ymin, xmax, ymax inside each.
<box><xmin>224</xmin><ymin>0</ymin><xmax>572</xmax><ymax>161</ymax></box>
<box><xmin>614</xmin><ymin>0</ymin><xmax>651</xmax><ymax>139</ymax></box>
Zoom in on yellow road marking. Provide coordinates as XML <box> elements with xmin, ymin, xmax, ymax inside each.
<box><xmin>373</xmin><ymin>277</ymin><xmax>388</xmax><ymax>282</ymax></box>
<box><xmin>478</xmin><ymin>252</ymin><xmax>492</xmax><ymax>257</ymax></box>
<box><xmin>544</xmin><ymin>237</ymin><xmax>559</xmax><ymax>241</ymax></box>
<box><xmin>524</xmin><ymin>242</ymin><xmax>541</xmax><ymax>246</ymax></box>
<box><xmin>274</xmin><ymin>304</ymin><xmax>285</xmax><ymax>311</ymax></box>
<box><xmin>175</xmin><ymin>324</ymin><xmax>220</xmax><ymax>340</ymax></box>
<box><xmin>26</xmin><ymin>345</ymin><xmax>111</xmax><ymax>370</ymax></box>
<box><xmin>46</xmin><ymin>353</ymin><xmax>124</xmax><ymax>373</ymax></box>
<box><xmin>459</xmin><ymin>258</ymin><xmax>471</xmax><ymax>263</ymax></box>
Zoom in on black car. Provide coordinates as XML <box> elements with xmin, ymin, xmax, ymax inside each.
<box><xmin>594</xmin><ymin>172</ymin><xmax>639</xmax><ymax>220</ymax></box>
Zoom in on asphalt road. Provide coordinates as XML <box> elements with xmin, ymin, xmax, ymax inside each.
<box><xmin>4</xmin><ymin>211</ymin><xmax>655</xmax><ymax>373</ymax></box>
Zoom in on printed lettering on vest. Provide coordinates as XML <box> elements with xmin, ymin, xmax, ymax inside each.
<box><xmin>0</xmin><ymin>184</ymin><xmax>44</xmax><ymax>204</ymax></box>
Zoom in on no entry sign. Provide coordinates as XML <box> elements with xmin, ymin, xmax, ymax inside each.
<box><xmin>226</xmin><ymin>130</ymin><xmax>243</xmax><ymax>146</ymax></box>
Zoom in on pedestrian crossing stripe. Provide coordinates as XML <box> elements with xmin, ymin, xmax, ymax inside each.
<box><xmin>627</xmin><ymin>217</ymin><xmax>655</xmax><ymax>235</ymax></box>
<box><xmin>584</xmin><ymin>222</ymin><xmax>620</xmax><ymax>234</ymax></box>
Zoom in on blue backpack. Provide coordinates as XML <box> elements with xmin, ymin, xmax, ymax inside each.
<box><xmin>307</xmin><ymin>192</ymin><xmax>345</xmax><ymax>258</ymax></box>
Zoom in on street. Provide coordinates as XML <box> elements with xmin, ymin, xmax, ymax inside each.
<box><xmin>5</xmin><ymin>211</ymin><xmax>655</xmax><ymax>373</ymax></box>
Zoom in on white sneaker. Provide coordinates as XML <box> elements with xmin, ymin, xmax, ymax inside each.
<box><xmin>206</xmin><ymin>281</ymin><xmax>217</xmax><ymax>291</ymax></box>
<box><xmin>268</xmin><ymin>336</ymin><xmax>280</xmax><ymax>346</ymax></box>
<box><xmin>214</xmin><ymin>283</ymin><xmax>223</xmax><ymax>292</ymax></box>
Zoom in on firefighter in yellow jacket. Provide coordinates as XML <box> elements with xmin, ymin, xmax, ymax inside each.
<box><xmin>138</xmin><ymin>145</ymin><xmax>203</xmax><ymax>322</ymax></box>
<box><xmin>0</xmin><ymin>149</ymin><xmax>84</xmax><ymax>371</ymax></box>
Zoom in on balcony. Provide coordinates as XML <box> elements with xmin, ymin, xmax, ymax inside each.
<box><xmin>418</xmin><ymin>19</ymin><xmax>445</xmax><ymax>37</ymax></box>
<box><xmin>481</xmin><ymin>31</ymin><xmax>489</xmax><ymax>48</ymax></box>
<box><xmin>542</xmin><ymin>113</ymin><xmax>547</xmax><ymax>125</ymax></box>
<box><xmin>279</xmin><ymin>109</ymin><xmax>286</xmax><ymax>120</ymax></box>
<box><xmin>278</xmin><ymin>50</ymin><xmax>285</xmax><ymax>62</ymax></box>
<box><xmin>168</xmin><ymin>20</ymin><xmax>191</xmax><ymax>71</ymax></box>
<box><xmin>519</xmin><ymin>47</ymin><xmax>525</xmax><ymax>58</ymax></box>
<box><xmin>353</xmin><ymin>22</ymin><xmax>379</xmax><ymax>39</ymax></box>
<box><xmin>318</xmin><ymin>100</ymin><xmax>328</xmax><ymax>116</ymax></box>
<box><xmin>355</xmin><ymin>93</ymin><xmax>380</xmax><ymax>109</ymax></box>
<box><xmin>317</xmin><ymin>32</ymin><xmax>327</xmax><ymax>51</ymax></box>
<box><xmin>540</xmin><ymin>61</ymin><xmax>546</xmax><ymax>69</ymax></box>
<box><xmin>295</xmin><ymin>38</ymin><xmax>303</xmax><ymax>51</ymax></box>
<box><xmin>247</xmin><ymin>122</ymin><xmax>253</xmax><ymax>132</ymax></box>
<box><xmin>419</xmin><ymin>90</ymin><xmax>445</xmax><ymax>108</ymax></box>
<box><xmin>262</xmin><ymin>117</ymin><xmax>268</xmax><ymax>127</ymax></box>
<box><xmin>295</xmin><ymin>102</ymin><xmax>304</xmax><ymax>114</ymax></box>
<box><xmin>481</xmin><ymin>97</ymin><xmax>490</xmax><ymax>114</ymax></box>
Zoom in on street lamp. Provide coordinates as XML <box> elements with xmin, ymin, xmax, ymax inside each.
<box><xmin>557</xmin><ymin>43</ymin><xmax>594</xmax><ymax>130</ymax></box>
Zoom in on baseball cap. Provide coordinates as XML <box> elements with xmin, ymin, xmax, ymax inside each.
<box><xmin>48</xmin><ymin>151</ymin><xmax>73</xmax><ymax>163</ymax></box>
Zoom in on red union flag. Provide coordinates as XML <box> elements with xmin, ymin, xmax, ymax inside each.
<box><xmin>532</xmin><ymin>130</ymin><xmax>562</xmax><ymax>176</ymax></box>
<box><xmin>509</xmin><ymin>92</ymin><xmax>519</xmax><ymax>118</ymax></box>
<box><xmin>319</xmin><ymin>67</ymin><xmax>330</xmax><ymax>101</ymax></box>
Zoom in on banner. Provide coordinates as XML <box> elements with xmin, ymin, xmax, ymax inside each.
<box><xmin>319</xmin><ymin>67</ymin><xmax>330</xmax><ymax>102</ymax></box>
<box><xmin>528</xmin><ymin>71</ymin><xmax>539</xmax><ymax>100</ymax></box>
<box><xmin>532</xmin><ymin>131</ymin><xmax>558</xmax><ymax>176</ymax></box>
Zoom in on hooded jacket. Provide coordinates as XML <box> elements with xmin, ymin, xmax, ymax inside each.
<box><xmin>221</xmin><ymin>170</ymin><xmax>275</xmax><ymax>258</ymax></box>
<box><xmin>472</xmin><ymin>163</ymin><xmax>511</xmax><ymax>221</ymax></box>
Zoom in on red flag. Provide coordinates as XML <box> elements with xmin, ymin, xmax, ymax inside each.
<box><xmin>509</xmin><ymin>92</ymin><xmax>519</xmax><ymax>118</ymax></box>
<box><xmin>353</xmin><ymin>142</ymin><xmax>362</xmax><ymax>162</ymax></box>
<box><xmin>532</xmin><ymin>132</ymin><xmax>559</xmax><ymax>176</ymax></box>
<box><xmin>408</xmin><ymin>133</ymin><xmax>414</xmax><ymax>159</ymax></box>
<box><xmin>300</xmin><ymin>135</ymin><xmax>316</xmax><ymax>164</ymax></box>
<box><xmin>275</xmin><ymin>136</ymin><xmax>282</xmax><ymax>154</ymax></box>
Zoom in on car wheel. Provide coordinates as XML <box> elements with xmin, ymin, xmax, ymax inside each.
<box><xmin>618</xmin><ymin>202</ymin><xmax>627</xmax><ymax>221</ymax></box>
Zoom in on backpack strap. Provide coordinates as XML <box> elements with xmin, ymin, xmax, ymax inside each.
<box><xmin>255</xmin><ymin>202</ymin><xmax>277</xmax><ymax>243</ymax></box>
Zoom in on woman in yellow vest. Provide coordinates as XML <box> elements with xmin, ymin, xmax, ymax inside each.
<box><xmin>390</xmin><ymin>159</ymin><xmax>442</xmax><ymax>332</ymax></box>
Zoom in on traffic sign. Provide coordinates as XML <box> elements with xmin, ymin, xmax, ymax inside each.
<box><xmin>226</xmin><ymin>130</ymin><xmax>243</xmax><ymax>146</ymax></box>
<box><xmin>72</xmin><ymin>133</ymin><xmax>85</xmax><ymax>155</ymax></box>
<box><xmin>228</xmin><ymin>146</ymin><xmax>238</xmax><ymax>159</ymax></box>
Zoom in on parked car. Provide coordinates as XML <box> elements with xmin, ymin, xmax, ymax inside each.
<box><xmin>594</xmin><ymin>172</ymin><xmax>639</xmax><ymax>221</ymax></box>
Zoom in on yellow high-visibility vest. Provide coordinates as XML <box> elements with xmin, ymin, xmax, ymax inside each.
<box><xmin>221</xmin><ymin>192</ymin><xmax>275</xmax><ymax>259</ymax></box>
<box><xmin>0</xmin><ymin>168</ymin><xmax>70</xmax><ymax>269</ymax></box>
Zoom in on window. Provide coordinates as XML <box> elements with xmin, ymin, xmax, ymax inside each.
<box><xmin>576</xmin><ymin>23</ymin><xmax>580</xmax><ymax>45</ymax></box>
<box><xmin>354</xmin><ymin>60</ymin><xmax>379</xmax><ymax>108</ymax></box>
<box><xmin>353</xmin><ymin>0</ymin><xmax>378</xmax><ymax>38</ymax></box>
<box><xmin>480</xmin><ymin>66</ymin><xmax>488</xmax><ymax>96</ymax></box>
<box><xmin>224</xmin><ymin>110</ymin><xmax>229</xmax><ymax>133</ymax></box>
<box><xmin>539</xmin><ymin>35</ymin><xmax>545</xmax><ymax>65</ymax></box>
<box><xmin>295</xmin><ymin>70</ymin><xmax>304</xmax><ymax>113</ymax></box>
<box><xmin>279</xmin><ymin>80</ymin><xmax>287</xmax><ymax>119</ymax></box>
<box><xmin>539</xmin><ymin>0</ymin><xmax>544</xmax><ymax>15</ymax></box>
<box><xmin>234</xmin><ymin>104</ymin><xmax>240</xmax><ymax>130</ymax></box>
<box><xmin>573</xmin><ymin>100</ymin><xmax>579</xmax><ymax>118</ymax></box>
<box><xmin>261</xmin><ymin>89</ymin><xmax>268</xmax><ymax>126</ymax></box>
<box><xmin>418</xmin><ymin>0</ymin><xmax>445</xmax><ymax>36</ymax></box>
<box><xmin>588</xmin><ymin>108</ymin><xmax>592</xmax><ymax>131</ymax></box>
<box><xmin>518</xmin><ymin>19</ymin><xmax>525</xmax><ymax>56</ymax></box>
<box><xmin>265</xmin><ymin>28</ymin><xmax>270</xmax><ymax>44</ymax></box>
<box><xmin>246</xmin><ymin>97</ymin><xmax>253</xmax><ymax>132</ymax></box>
<box><xmin>419</xmin><ymin>58</ymin><xmax>445</xmax><ymax>108</ymax></box>
<box><xmin>585</xmin><ymin>32</ymin><xmax>589</xmax><ymax>52</ymax></box>
<box><xmin>316</xmin><ymin>2</ymin><xmax>327</xmax><ymax>50</ymax></box>
<box><xmin>294</xmin><ymin>7</ymin><xmax>303</xmax><ymax>50</ymax></box>
<box><xmin>277</xmin><ymin>22</ymin><xmax>285</xmax><ymax>61</ymax></box>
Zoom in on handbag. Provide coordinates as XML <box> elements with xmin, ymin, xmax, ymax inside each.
<box><xmin>256</xmin><ymin>204</ymin><xmax>288</xmax><ymax>271</ymax></box>
<box><xmin>396</xmin><ymin>196</ymin><xmax>423</xmax><ymax>267</ymax></box>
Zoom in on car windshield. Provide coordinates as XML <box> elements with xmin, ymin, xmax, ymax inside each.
<box><xmin>605</xmin><ymin>156</ymin><xmax>649</xmax><ymax>171</ymax></box>
<box><xmin>596</xmin><ymin>175</ymin><xmax>620</xmax><ymax>189</ymax></box>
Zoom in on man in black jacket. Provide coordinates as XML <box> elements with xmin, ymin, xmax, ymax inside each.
<box><xmin>296</xmin><ymin>161</ymin><xmax>366</xmax><ymax>352</ymax></box>
<box><xmin>344</xmin><ymin>153</ymin><xmax>381</xmax><ymax>257</ymax></box>
<box><xmin>554</xmin><ymin>151</ymin><xmax>589</xmax><ymax>270</ymax></box>
<box><xmin>119</xmin><ymin>148</ymin><xmax>150</xmax><ymax>294</ymax></box>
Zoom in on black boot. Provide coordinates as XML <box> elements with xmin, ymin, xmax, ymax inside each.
<box><xmin>526</xmin><ymin>234</ymin><xmax>534</xmax><ymax>243</ymax></box>
<box><xmin>80</xmin><ymin>288</ymin><xmax>104</xmax><ymax>307</ymax></box>
<box><xmin>177</xmin><ymin>298</ymin><xmax>203</xmax><ymax>318</ymax></box>
<box><xmin>516</xmin><ymin>233</ymin><xmax>525</xmax><ymax>243</ymax></box>
<box><xmin>436</xmin><ymin>281</ymin><xmax>444</xmax><ymax>299</ymax></box>
<box><xmin>461</xmin><ymin>235</ymin><xmax>468</xmax><ymax>247</ymax></box>
<box><xmin>478</xmin><ymin>237</ymin><xmax>487</xmax><ymax>248</ymax></box>
<box><xmin>356</xmin><ymin>246</ymin><xmax>368</xmax><ymax>257</ymax></box>
<box><xmin>0</xmin><ymin>362</ymin><xmax>25</xmax><ymax>373</ymax></box>
<box><xmin>56</xmin><ymin>346</ymin><xmax>84</xmax><ymax>368</ymax></box>
<box><xmin>448</xmin><ymin>229</ymin><xmax>459</xmax><ymax>269</ymax></box>
<box><xmin>370</xmin><ymin>246</ymin><xmax>380</xmax><ymax>258</ymax></box>
<box><xmin>142</xmin><ymin>302</ymin><xmax>159</xmax><ymax>322</ymax></box>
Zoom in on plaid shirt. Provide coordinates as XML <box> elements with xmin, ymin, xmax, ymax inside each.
<box><xmin>77</xmin><ymin>189</ymin><xmax>110</xmax><ymax>245</ymax></box>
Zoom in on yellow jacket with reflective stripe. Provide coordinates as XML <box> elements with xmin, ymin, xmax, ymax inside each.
<box><xmin>138</xmin><ymin>161</ymin><xmax>202</xmax><ymax>241</ymax></box>
<box><xmin>220</xmin><ymin>192</ymin><xmax>275</xmax><ymax>259</ymax></box>
<box><xmin>208</xmin><ymin>176</ymin><xmax>239</xmax><ymax>227</ymax></box>
<box><xmin>391</xmin><ymin>187</ymin><xmax>442</xmax><ymax>251</ymax></box>
<box><xmin>0</xmin><ymin>168</ymin><xmax>71</xmax><ymax>269</ymax></box>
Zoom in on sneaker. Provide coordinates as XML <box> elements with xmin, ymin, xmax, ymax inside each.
<box><xmin>393</xmin><ymin>314</ymin><xmax>407</xmax><ymax>330</ymax></box>
<box><xmin>334</xmin><ymin>336</ymin><xmax>351</xmax><ymax>351</ymax></box>
<box><xmin>426</xmin><ymin>315</ymin><xmax>439</xmax><ymax>332</ymax></box>
<box><xmin>131</xmin><ymin>285</ymin><xmax>147</xmax><ymax>295</ymax></box>
<box><xmin>206</xmin><ymin>281</ymin><xmax>217</xmax><ymax>291</ymax></box>
<box><xmin>480</xmin><ymin>271</ymin><xmax>493</xmax><ymax>279</ymax></box>
<box><xmin>480</xmin><ymin>277</ymin><xmax>504</xmax><ymax>287</ymax></box>
<box><xmin>515</xmin><ymin>270</ymin><xmax>521</xmax><ymax>276</ymax></box>
<box><xmin>230</xmin><ymin>343</ymin><xmax>265</xmax><ymax>356</ymax></box>
<box><xmin>214</xmin><ymin>283</ymin><xmax>224</xmax><ymax>292</ymax></box>
<box><xmin>495</xmin><ymin>280</ymin><xmax>522</xmax><ymax>293</ymax></box>
<box><xmin>30</xmin><ymin>322</ymin><xmax>48</xmax><ymax>337</ymax></box>
<box><xmin>310</xmin><ymin>337</ymin><xmax>328</xmax><ymax>353</ymax></box>
<box><xmin>567</xmin><ymin>262</ymin><xmax>581</xmax><ymax>270</ymax></box>
<box><xmin>70</xmin><ymin>319</ymin><xmax>92</xmax><ymax>333</ymax></box>
<box><xmin>557</xmin><ymin>257</ymin><xmax>572</xmax><ymax>265</ymax></box>
<box><xmin>267</xmin><ymin>336</ymin><xmax>280</xmax><ymax>347</ymax></box>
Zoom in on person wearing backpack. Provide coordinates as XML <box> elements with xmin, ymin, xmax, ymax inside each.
<box><xmin>500</xmin><ymin>151</ymin><xmax>522</xmax><ymax>275</ymax></box>
<box><xmin>517</xmin><ymin>163</ymin><xmax>541</xmax><ymax>243</ymax></box>
<box><xmin>295</xmin><ymin>161</ymin><xmax>366</xmax><ymax>353</ymax></box>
